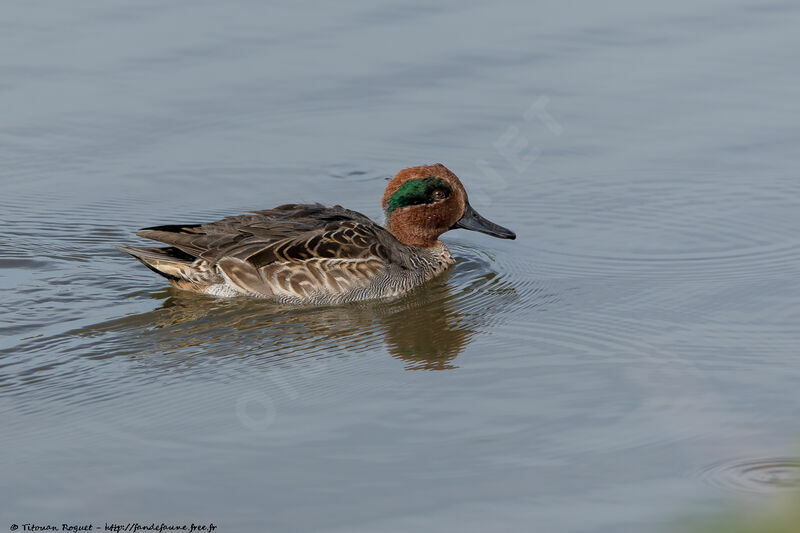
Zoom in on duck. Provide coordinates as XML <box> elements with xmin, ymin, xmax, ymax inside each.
<box><xmin>120</xmin><ymin>163</ymin><xmax>515</xmax><ymax>304</ymax></box>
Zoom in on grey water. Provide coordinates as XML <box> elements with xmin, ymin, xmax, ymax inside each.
<box><xmin>2</xmin><ymin>1</ymin><xmax>800</xmax><ymax>531</ymax></box>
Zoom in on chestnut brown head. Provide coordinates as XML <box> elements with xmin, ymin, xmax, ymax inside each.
<box><xmin>382</xmin><ymin>163</ymin><xmax>516</xmax><ymax>247</ymax></box>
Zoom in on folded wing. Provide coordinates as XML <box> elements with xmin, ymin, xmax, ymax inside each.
<box><xmin>123</xmin><ymin>204</ymin><xmax>404</xmax><ymax>299</ymax></box>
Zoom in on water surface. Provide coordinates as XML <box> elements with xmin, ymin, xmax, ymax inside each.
<box><xmin>2</xmin><ymin>1</ymin><xmax>800</xmax><ymax>531</ymax></box>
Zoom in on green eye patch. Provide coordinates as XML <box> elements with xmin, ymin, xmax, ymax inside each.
<box><xmin>385</xmin><ymin>177</ymin><xmax>452</xmax><ymax>215</ymax></box>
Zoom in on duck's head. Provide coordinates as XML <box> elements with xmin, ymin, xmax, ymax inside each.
<box><xmin>382</xmin><ymin>163</ymin><xmax>516</xmax><ymax>247</ymax></box>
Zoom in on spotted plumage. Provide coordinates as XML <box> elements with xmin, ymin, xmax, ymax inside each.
<box><xmin>120</xmin><ymin>164</ymin><xmax>514</xmax><ymax>303</ymax></box>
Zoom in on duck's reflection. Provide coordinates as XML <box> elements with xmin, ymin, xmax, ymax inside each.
<box><xmin>123</xmin><ymin>265</ymin><xmax>517</xmax><ymax>370</ymax></box>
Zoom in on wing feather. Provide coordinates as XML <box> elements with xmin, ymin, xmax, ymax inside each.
<box><xmin>133</xmin><ymin>204</ymin><xmax>412</xmax><ymax>298</ymax></box>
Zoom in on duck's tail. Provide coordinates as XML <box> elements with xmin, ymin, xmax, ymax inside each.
<box><xmin>118</xmin><ymin>245</ymin><xmax>217</xmax><ymax>293</ymax></box>
<box><xmin>118</xmin><ymin>245</ymin><xmax>192</xmax><ymax>279</ymax></box>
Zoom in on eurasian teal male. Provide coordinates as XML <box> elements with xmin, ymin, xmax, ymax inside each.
<box><xmin>120</xmin><ymin>164</ymin><xmax>515</xmax><ymax>304</ymax></box>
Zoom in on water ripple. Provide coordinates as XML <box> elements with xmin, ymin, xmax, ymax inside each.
<box><xmin>700</xmin><ymin>457</ymin><xmax>800</xmax><ymax>493</ymax></box>
<box><xmin>511</xmin><ymin>173</ymin><xmax>800</xmax><ymax>285</ymax></box>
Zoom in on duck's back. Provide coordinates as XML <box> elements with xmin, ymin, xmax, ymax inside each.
<box><xmin>120</xmin><ymin>204</ymin><xmax>446</xmax><ymax>303</ymax></box>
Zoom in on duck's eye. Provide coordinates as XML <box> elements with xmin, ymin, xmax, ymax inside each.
<box><xmin>432</xmin><ymin>189</ymin><xmax>449</xmax><ymax>201</ymax></box>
